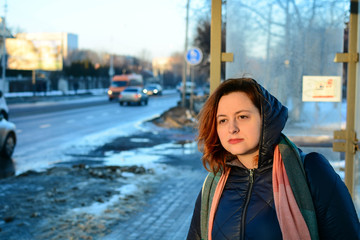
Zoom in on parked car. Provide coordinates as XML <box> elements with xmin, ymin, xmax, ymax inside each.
<box><xmin>119</xmin><ymin>87</ymin><xmax>149</xmax><ymax>106</ymax></box>
<box><xmin>177</xmin><ymin>81</ymin><xmax>197</xmax><ymax>97</ymax></box>
<box><xmin>0</xmin><ymin>90</ymin><xmax>9</xmax><ymax>120</ymax></box>
<box><xmin>0</xmin><ymin>113</ymin><xmax>16</xmax><ymax>158</ymax></box>
<box><xmin>143</xmin><ymin>84</ymin><xmax>163</xmax><ymax>96</ymax></box>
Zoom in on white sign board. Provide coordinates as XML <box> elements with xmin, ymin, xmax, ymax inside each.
<box><xmin>302</xmin><ymin>76</ymin><xmax>342</xmax><ymax>102</ymax></box>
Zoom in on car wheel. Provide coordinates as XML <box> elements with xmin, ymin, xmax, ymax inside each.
<box><xmin>1</xmin><ymin>110</ymin><xmax>8</xmax><ymax>120</ymax></box>
<box><xmin>119</xmin><ymin>102</ymin><xmax>124</xmax><ymax>106</ymax></box>
<box><xmin>145</xmin><ymin>100</ymin><xmax>148</xmax><ymax>105</ymax></box>
<box><xmin>2</xmin><ymin>133</ymin><xmax>16</xmax><ymax>158</ymax></box>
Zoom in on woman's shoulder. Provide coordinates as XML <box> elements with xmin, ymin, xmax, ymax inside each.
<box><xmin>300</xmin><ymin>152</ymin><xmax>360</xmax><ymax>238</ymax></box>
<box><xmin>301</xmin><ymin>150</ymin><xmax>354</xmax><ymax>211</ymax></box>
<box><xmin>302</xmin><ymin>151</ymin><xmax>340</xmax><ymax>185</ymax></box>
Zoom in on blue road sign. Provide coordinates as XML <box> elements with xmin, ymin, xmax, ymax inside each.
<box><xmin>186</xmin><ymin>48</ymin><xmax>203</xmax><ymax>65</ymax></box>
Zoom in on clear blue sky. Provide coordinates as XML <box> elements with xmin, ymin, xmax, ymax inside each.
<box><xmin>6</xmin><ymin>0</ymin><xmax>190</xmax><ymax>60</ymax></box>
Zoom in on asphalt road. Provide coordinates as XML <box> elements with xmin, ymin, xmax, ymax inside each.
<box><xmin>8</xmin><ymin>92</ymin><xmax>180</xmax><ymax>174</ymax></box>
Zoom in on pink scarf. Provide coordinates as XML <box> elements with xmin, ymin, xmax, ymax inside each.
<box><xmin>273</xmin><ymin>145</ymin><xmax>311</xmax><ymax>239</ymax></box>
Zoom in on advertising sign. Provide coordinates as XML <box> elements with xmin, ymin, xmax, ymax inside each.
<box><xmin>6</xmin><ymin>38</ymin><xmax>63</xmax><ymax>71</ymax></box>
<box><xmin>302</xmin><ymin>76</ymin><xmax>342</xmax><ymax>102</ymax></box>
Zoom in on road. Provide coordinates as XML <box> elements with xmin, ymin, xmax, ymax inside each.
<box><xmin>9</xmin><ymin>92</ymin><xmax>180</xmax><ymax>174</ymax></box>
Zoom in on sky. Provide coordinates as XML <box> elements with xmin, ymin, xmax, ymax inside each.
<box><xmin>5</xmin><ymin>0</ymin><xmax>190</xmax><ymax>60</ymax></box>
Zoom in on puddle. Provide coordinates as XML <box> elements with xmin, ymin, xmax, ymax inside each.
<box><xmin>104</xmin><ymin>141</ymin><xmax>199</xmax><ymax>167</ymax></box>
<box><xmin>130</xmin><ymin>138</ymin><xmax>151</xmax><ymax>143</ymax></box>
<box><xmin>105</xmin><ymin>150</ymin><xmax>160</xmax><ymax>166</ymax></box>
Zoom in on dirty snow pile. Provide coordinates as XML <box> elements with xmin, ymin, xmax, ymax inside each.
<box><xmin>151</xmin><ymin>106</ymin><xmax>197</xmax><ymax>129</ymax></box>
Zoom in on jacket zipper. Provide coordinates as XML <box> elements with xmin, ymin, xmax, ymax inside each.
<box><xmin>240</xmin><ymin>169</ymin><xmax>254</xmax><ymax>240</ymax></box>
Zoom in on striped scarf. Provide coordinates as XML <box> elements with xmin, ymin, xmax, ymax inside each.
<box><xmin>200</xmin><ymin>134</ymin><xmax>319</xmax><ymax>240</ymax></box>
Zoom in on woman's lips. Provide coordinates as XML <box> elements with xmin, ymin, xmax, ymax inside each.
<box><xmin>228</xmin><ymin>138</ymin><xmax>244</xmax><ymax>144</ymax></box>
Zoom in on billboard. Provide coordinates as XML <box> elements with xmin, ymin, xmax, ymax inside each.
<box><xmin>6</xmin><ymin>38</ymin><xmax>63</xmax><ymax>71</ymax></box>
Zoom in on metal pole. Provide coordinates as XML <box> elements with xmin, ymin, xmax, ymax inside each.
<box><xmin>1</xmin><ymin>1</ymin><xmax>7</xmax><ymax>92</ymax></box>
<box><xmin>32</xmin><ymin>70</ymin><xmax>36</xmax><ymax>96</ymax></box>
<box><xmin>182</xmin><ymin>0</ymin><xmax>190</xmax><ymax>107</ymax></box>
<box><xmin>210</xmin><ymin>0</ymin><xmax>222</xmax><ymax>93</ymax></box>
<box><xmin>190</xmin><ymin>66</ymin><xmax>194</xmax><ymax>112</ymax></box>
<box><xmin>344</xmin><ymin>0</ymin><xmax>358</xmax><ymax>195</ymax></box>
<box><xmin>109</xmin><ymin>54</ymin><xmax>114</xmax><ymax>85</ymax></box>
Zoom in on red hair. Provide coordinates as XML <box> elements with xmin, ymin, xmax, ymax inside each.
<box><xmin>197</xmin><ymin>78</ymin><xmax>262</xmax><ymax>173</ymax></box>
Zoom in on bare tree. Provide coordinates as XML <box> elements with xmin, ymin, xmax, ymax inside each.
<box><xmin>225</xmin><ymin>0</ymin><xmax>348</xmax><ymax>121</ymax></box>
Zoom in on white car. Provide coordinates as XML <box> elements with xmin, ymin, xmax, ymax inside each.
<box><xmin>177</xmin><ymin>81</ymin><xmax>197</xmax><ymax>97</ymax></box>
<box><xmin>0</xmin><ymin>113</ymin><xmax>16</xmax><ymax>158</ymax></box>
<box><xmin>119</xmin><ymin>87</ymin><xmax>149</xmax><ymax>106</ymax></box>
<box><xmin>0</xmin><ymin>90</ymin><xmax>9</xmax><ymax>120</ymax></box>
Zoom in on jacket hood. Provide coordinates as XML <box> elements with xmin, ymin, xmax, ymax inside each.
<box><xmin>252</xmin><ymin>79</ymin><xmax>288</xmax><ymax>169</ymax></box>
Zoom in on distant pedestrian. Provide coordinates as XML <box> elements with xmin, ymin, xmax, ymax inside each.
<box><xmin>187</xmin><ymin>78</ymin><xmax>359</xmax><ymax>240</ymax></box>
<box><xmin>74</xmin><ymin>82</ymin><xmax>79</xmax><ymax>95</ymax></box>
<box><xmin>42</xmin><ymin>81</ymin><xmax>47</xmax><ymax>96</ymax></box>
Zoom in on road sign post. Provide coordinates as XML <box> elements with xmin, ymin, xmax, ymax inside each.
<box><xmin>185</xmin><ymin>48</ymin><xmax>203</xmax><ymax>112</ymax></box>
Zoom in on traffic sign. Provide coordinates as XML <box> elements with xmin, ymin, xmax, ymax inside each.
<box><xmin>186</xmin><ymin>48</ymin><xmax>203</xmax><ymax>65</ymax></box>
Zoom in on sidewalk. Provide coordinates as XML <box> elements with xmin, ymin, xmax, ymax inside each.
<box><xmin>103</xmin><ymin>168</ymin><xmax>207</xmax><ymax>240</ymax></box>
<box><xmin>5</xmin><ymin>89</ymin><xmax>108</xmax><ymax>105</ymax></box>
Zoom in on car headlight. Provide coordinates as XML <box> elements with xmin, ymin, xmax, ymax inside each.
<box><xmin>108</xmin><ymin>90</ymin><xmax>113</xmax><ymax>95</ymax></box>
<box><xmin>143</xmin><ymin>89</ymin><xmax>147</xmax><ymax>93</ymax></box>
<box><xmin>154</xmin><ymin>89</ymin><xmax>158</xmax><ymax>93</ymax></box>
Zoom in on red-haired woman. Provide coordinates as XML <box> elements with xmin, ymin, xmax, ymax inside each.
<box><xmin>186</xmin><ymin>78</ymin><xmax>359</xmax><ymax>240</ymax></box>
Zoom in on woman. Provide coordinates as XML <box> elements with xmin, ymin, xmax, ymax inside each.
<box><xmin>187</xmin><ymin>78</ymin><xmax>359</xmax><ymax>240</ymax></box>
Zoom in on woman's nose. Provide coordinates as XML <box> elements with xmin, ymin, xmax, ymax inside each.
<box><xmin>228</xmin><ymin>120</ymin><xmax>239</xmax><ymax>134</ymax></box>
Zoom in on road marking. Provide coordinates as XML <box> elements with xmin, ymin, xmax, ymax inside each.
<box><xmin>39</xmin><ymin>124</ymin><xmax>51</xmax><ymax>128</ymax></box>
<box><xmin>16</xmin><ymin>129</ymin><xmax>23</xmax><ymax>133</ymax></box>
<box><xmin>86</xmin><ymin>115</ymin><xmax>94</xmax><ymax>119</ymax></box>
<box><xmin>66</xmin><ymin>119</ymin><xmax>75</xmax><ymax>123</ymax></box>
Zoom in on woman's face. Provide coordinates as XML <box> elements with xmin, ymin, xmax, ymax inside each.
<box><xmin>216</xmin><ymin>92</ymin><xmax>261</xmax><ymax>165</ymax></box>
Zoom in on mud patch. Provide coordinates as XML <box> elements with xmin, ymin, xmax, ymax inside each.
<box><xmin>93</xmin><ymin>131</ymin><xmax>173</xmax><ymax>153</ymax></box>
<box><xmin>0</xmin><ymin>165</ymin><xmax>155</xmax><ymax>239</ymax></box>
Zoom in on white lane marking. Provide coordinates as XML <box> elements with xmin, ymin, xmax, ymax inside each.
<box><xmin>66</xmin><ymin>119</ymin><xmax>75</xmax><ymax>123</ymax></box>
<box><xmin>39</xmin><ymin>124</ymin><xmax>51</xmax><ymax>129</ymax></box>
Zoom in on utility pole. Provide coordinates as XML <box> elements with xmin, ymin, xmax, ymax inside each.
<box><xmin>181</xmin><ymin>0</ymin><xmax>190</xmax><ymax>107</ymax></box>
<box><xmin>108</xmin><ymin>54</ymin><xmax>114</xmax><ymax>85</ymax></box>
<box><xmin>1</xmin><ymin>0</ymin><xmax>7</xmax><ymax>92</ymax></box>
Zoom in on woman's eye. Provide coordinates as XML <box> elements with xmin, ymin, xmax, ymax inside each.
<box><xmin>218</xmin><ymin>119</ymin><xmax>227</xmax><ymax>124</ymax></box>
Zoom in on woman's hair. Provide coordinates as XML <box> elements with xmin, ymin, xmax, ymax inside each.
<box><xmin>197</xmin><ymin>78</ymin><xmax>262</xmax><ymax>173</ymax></box>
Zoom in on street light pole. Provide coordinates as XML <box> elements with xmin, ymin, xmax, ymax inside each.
<box><xmin>1</xmin><ymin>0</ymin><xmax>7</xmax><ymax>92</ymax></box>
<box><xmin>181</xmin><ymin>0</ymin><xmax>190</xmax><ymax>107</ymax></box>
<box><xmin>108</xmin><ymin>54</ymin><xmax>114</xmax><ymax>85</ymax></box>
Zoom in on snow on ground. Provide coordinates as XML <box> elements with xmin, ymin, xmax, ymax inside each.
<box><xmin>5</xmin><ymin>88</ymin><xmax>108</xmax><ymax>98</ymax></box>
<box><xmin>71</xmin><ymin>182</ymin><xmax>140</xmax><ymax>216</ymax></box>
